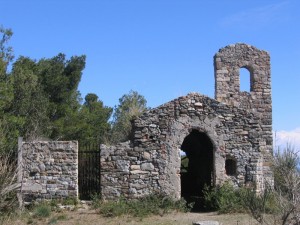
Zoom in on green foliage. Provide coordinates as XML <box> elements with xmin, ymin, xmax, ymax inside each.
<box><xmin>0</xmin><ymin>52</ymin><xmax>88</xmax><ymax>152</ymax></box>
<box><xmin>47</xmin><ymin>214</ymin><xmax>67</xmax><ymax>225</ymax></box>
<box><xmin>32</xmin><ymin>203</ymin><xmax>52</xmax><ymax>218</ymax></box>
<box><xmin>110</xmin><ymin>90</ymin><xmax>148</xmax><ymax>144</ymax></box>
<box><xmin>0</xmin><ymin>25</ymin><xmax>150</xmax><ymax>157</ymax></box>
<box><xmin>243</xmin><ymin>186</ymin><xmax>278</xmax><ymax>224</ymax></box>
<box><xmin>36</xmin><ymin>53</ymin><xmax>86</xmax><ymax>139</ymax></box>
<box><xmin>0</xmin><ymin>25</ymin><xmax>16</xmax><ymax>154</ymax></box>
<box><xmin>58</xmin><ymin>93</ymin><xmax>112</xmax><ymax>146</ymax></box>
<box><xmin>25</xmin><ymin>199</ymin><xmax>72</xmax><ymax>224</ymax></box>
<box><xmin>37</xmin><ymin>54</ymin><xmax>85</xmax><ymax>106</ymax></box>
<box><xmin>272</xmin><ymin>144</ymin><xmax>300</xmax><ymax>224</ymax></box>
<box><xmin>273</xmin><ymin>143</ymin><xmax>299</xmax><ymax>193</ymax></box>
<box><xmin>0</xmin><ymin>153</ymin><xmax>18</xmax><ymax>218</ymax></box>
<box><xmin>92</xmin><ymin>194</ymin><xmax>190</xmax><ymax>218</ymax></box>
<box><xmin>203</xmin><ymin>182</ymin><xmax>246</xmax><ymax>213</ymax></box>
<box><xmin>201</xmin><ymin>144</ymin><xmax>300</xmax><ymax>225</ymax></box>
<box><xmin>203</xmin><ymin>182</ymin><xmax>278</xmax><ymax>215</ymax></box>
<box><xmin>49</xmin><ymin>197</ymin><xmax>78</xmax><ymax>208</ymax></box>
<box><xmin>10</xmin><ymin>56</ymin><xmax>51</xmax><ymax>140</ymax></box>
<box><xmin>0</xmin><ymin>25</ymin><xmax>13</xmax><ymax>78</ymax></box>
<box><xmin>0</xmin><ymin>115</ymin><xmax>23</xmax><ymax>154</ymax></box>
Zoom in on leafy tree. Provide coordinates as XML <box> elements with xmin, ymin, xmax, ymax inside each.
<box><xmin>0</xmin><ymin>26</ymin><xmax>15</xmax><ymax>154</ymax></box>
<box><xmin>36</xmin><ymin>53</ymin><xmax>86</xmax><ymax>139</ymax></box>
<box><xmin>0</xmin><ymin>25</ymin><xmax>14</xmax><ymax>112</ymax></box>
<box><xmin>0</xmin><ymin>26</ymin><xmax>13</xmax><ymax>79</ymax></box>
<box><xmin>79</xmin><ymin>93</ymin><xmax>112</xmax><ymax>145</ymax></box>
<box><xmin>58</xmin><ymin>93</ymin><xmax>112</xmax><ymax>146</ymax></box>
<box><xmin>9</xmin><ymin>57</ymin><xmax>50</xmax><ymax>140</ymax></box>
<box><xmin>84</xmin><ymin>93</ymin><xmax>99</xmax><ymax>110</ymax></box>
<box><xmin>0</xmin><ymin>27</ymin><xmax>87</xmax><ymax>151</ymax></box>
<box><xmin>110</xmin><ymin>90</ymin><xmax>148</xmax><ymax>144</ymax></box>
<box><xmin>0</xmin><ymin>25</ymin><xmax>114</xmax><ymax>155</ymax></box>
<box><xmin>37</xmin><ymin>54</ymin><xmax>85</xmax><ymax>114</ymax></box>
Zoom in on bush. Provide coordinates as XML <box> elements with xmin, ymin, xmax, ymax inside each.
<box><xmin>92</xmin><ymin>194</ymin><xmax>190</xmax><ymax>218</ymax></box>
<box><xmin>272</xmin><ymin>145</ymin><xmax>300</xmax><ymax>224</ymax></box>
<box><xmin>202</xmin><ymin>182</ymin><xmax>247</xmax><ymax>213</ymax></box>
<box><xmin>243</xmin><ymin>144</ymin><xmax>300</xmax><ymax>225</ymax></box>
<box><xmin>203</xmin><ymin>181</ymin><xmax>278</xmax><ymax>215</ymax></box>
<box><xmin>242</xmin><ymin>186</ymin><xmax>279</xmax><ymax>224</ymax></box>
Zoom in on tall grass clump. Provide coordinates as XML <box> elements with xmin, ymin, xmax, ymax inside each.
<box><xmin>0</xmin><ymin>153</ymin><xmax>19</xmax><ymax>218</ymax></box>
<box><xmin>92</xmin><ymin>194</ymin><xmax>190</xmax><ymax>218</ymax></box>
<box><xmin>32</xmin><ymin>203</ymin><xmax>52</xmax><ymax>218</ymax></box>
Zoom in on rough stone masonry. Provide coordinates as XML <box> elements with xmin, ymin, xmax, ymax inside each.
<box><xmin>100</xmin><ymin>43</ymin><xmax>273</xmax><ymax>200</ymax></box>
<box><xmin>19</xmin><ymin>141</ymin><xmax>78</xmax><ymax>203</ymax></box>
<box><xmin>19</xmin><ymin>43</ymin><xmax>273</xmax><ymax>203</ymax></box>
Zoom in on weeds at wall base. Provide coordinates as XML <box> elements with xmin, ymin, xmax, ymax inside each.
<box><xmin>91</xmin><ymin>194</ymin><xmax>191</xmax><ymax>218</ymax></box>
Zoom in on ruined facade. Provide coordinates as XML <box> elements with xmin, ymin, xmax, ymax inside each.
<box><xmin>100</xmin><ymin>43</ymin><xmax>273</xmax><ymax>201</ymax></box>
<box><xmin>18</xmin><ymin>43</ymin><xmax>273</xmax><ymax>204</ymax></box>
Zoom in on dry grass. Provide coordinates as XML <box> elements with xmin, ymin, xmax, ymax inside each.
<box><xmin>2</xmin><ymin>207</ymin><xmax>260</xmax><ymax>225</ymax></box>
<box><xmin>0</xmin><ymin>154</ymin><xmax>19</xmax><ymax>216</ymax></box>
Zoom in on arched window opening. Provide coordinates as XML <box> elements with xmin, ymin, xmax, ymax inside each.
<box><xmin>225</xmin><ymin>158</ymin><xmax>237</xmax><ymax>176</ymax></box>
<box><xmin>239</xmin><ymin>67</ymin><xmax>251</xmax><ymax>92</ymax></box>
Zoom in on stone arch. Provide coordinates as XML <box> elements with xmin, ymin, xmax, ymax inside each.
<box><xmin>180</xmin><ymin>129</ymin><xmax>214</xmax><ymax>209</ymax></box>
<box><xmin>163</xmin><ymin>117</ymin><xmax>221</xmax><ymax>201</ymax></box>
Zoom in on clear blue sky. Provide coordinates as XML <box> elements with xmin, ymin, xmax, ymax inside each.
<box><xmin>1</xmin><ymin>0</ymin><xmax>300</xmax><ymax>147</ymax></box>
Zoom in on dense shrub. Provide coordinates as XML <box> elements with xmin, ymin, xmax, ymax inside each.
<box><xmin>202</xmin><ymin>182</ymin><xmax>247</xmax><ymax>213</ymax></box>
<box><xmin>203</xmin><ymin>182</ymin><xmax>278</xmax><ymax>215</ymax></box>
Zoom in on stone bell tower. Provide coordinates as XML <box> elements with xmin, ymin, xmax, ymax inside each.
<box><xmin>214</xmin><ymin>43</ymin><xmax>273</xmax><ymax>188</ymax></box>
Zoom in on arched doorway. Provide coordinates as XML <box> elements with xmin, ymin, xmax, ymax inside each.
<box><xmin>180</xmin><ymin>130</ymin><xmax>214</xmax><ymax>210</ymax></box>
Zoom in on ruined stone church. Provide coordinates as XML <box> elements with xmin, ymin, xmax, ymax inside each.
<box><xmin>19</xmin><ymin>43</ymin><xmax>273</xmax><ymax>205</ymax></box>
<box><xmin>100</xmin><ymin>43</ymin><xmax>273</xmax><ymax>201</ymax></box>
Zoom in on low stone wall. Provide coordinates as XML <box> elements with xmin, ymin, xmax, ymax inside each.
<box><xmin>19</xmin><ymin>141</ymin><xmax>78</xmax><ymax>203</ymax></box>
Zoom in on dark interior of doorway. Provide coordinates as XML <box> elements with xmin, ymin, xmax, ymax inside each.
<box><xmin>180</xmin><ymin>130</ymin><xmax>214</xmax><ymax>211</ymax></box>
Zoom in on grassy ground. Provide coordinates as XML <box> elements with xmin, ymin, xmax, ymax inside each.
<box><xmin>2</xmin><ymin>208</ymin><xmax>259</xmax><ymax>225</ymax></box>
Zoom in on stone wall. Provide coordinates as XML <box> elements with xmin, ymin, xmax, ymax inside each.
<box><xmin>19</xmin><ymin>141</ymin><xmax>78</xmax><ymax>203</ymax></box>
<box><xmin>100</xmin><ymin>141</ymin><xmax>159</xmax><ymax>200</ymax></box>
<box><xmin>100</xmin><ymin>92</ymin><xmax>272</xmax><ymax>199</ymax></box>
<box><xmin>100</xmin><ymin>43</ymin><xmax>273</xmax><ymax>200</ymax></box>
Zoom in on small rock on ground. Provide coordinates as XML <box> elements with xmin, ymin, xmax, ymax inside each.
<box><xmin>193</xmin><ymin>221</ymin><xmax>220</xmax><ymax>225</ymax></box>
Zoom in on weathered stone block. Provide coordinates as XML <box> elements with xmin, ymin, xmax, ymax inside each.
<box><xmin>141</xmin><ymin>163</ymin><xmax>154</xmax><ymax>171</ymax></box>
<box><xmin>130</xmin><ymin>165</ymin><xmax>140</xmax><ymax>170</ymax></box>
